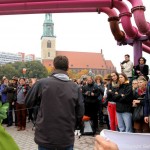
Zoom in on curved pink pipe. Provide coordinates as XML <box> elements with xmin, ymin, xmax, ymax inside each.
<box><xmin>127</xmin><ymin>0</ymin><xmax>150</xmax><ymax>36</ymax></box>
<box><xmin>113</xmin><ymin>0</ymin><xmax>140</xmax><ymax>38</ymax></box>
<box><xmin>143</xmin><ymin>41</ymin><xmax>150</xmax><ymax>48</ymax></box>
<box><xmin>114</xmin><ymin>1</ymin><xmax>150</xmax><ymax>48</ymax></box>
<box><xmin>99</xmin><ymin>7</ymin><xmax>117</xmax><ymax>16</ymax></box>
<box><xmin>142</xmin><ymin>44</ymin><xmax>150</xmax><ymax>54</ymax></box>
<box><xmin>0</xmin><ymin>0</ymin><xmax>112</xmax><ymax>11</ymax></box>
<box><xmin>128</xmin><ymin>43</ymin><xmax>150</xmax><ymax>54</ymax></box>
<box><xmin>99</xmin><ymin>7</ymin><xmax>126</xmax><ymax>42</ymax></box>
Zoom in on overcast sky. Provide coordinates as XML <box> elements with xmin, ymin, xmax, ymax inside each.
<box><xmin>0</xmin><ymin>0</ymin><xmax>149</xmax><ymax>72</ymax></box>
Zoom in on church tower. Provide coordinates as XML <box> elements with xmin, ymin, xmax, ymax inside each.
<box><xmin>41</xmin><ymin>14</ymin><xmax>56</xmax><ymax>62</ymax></box>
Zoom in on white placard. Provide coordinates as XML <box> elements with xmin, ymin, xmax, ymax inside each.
<box><xmin>100</xmin><ymin>129</ymin><xmax>150</xmax><ymax>150</ymax></box>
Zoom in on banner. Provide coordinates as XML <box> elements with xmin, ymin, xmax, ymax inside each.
<box><xmin>100</xmin><ymin>129</ymin><xmax>150</xmax><ymax>150</ymax></box>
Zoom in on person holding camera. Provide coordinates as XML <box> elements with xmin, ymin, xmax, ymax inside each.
<box><xmin>120</xmin><ymin>54</ymin><xmax>133</xmax><ymax>82</ymax></box>
<box><xmin>82</xmin><ymin>75</ymin><xmax>100</xmax><ymax>134</ymax></box>
<box><xmin>132</xmin><ymin>76</ymin><xmax>150</xmax><ymax>133</ymax></box>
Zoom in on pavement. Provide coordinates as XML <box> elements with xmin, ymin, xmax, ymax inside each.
<box><xmin>3</xmin><ymin>122</ymin><xmax>101</xmax><ymax>150</ymax></box>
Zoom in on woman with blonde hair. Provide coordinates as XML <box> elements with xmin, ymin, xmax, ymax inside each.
<box><xmin>132</xmin><ymin>76</ymin><xmax>150</xmax><ymax>133</ymax></box>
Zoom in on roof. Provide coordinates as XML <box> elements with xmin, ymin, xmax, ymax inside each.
<box><xmin>56</xmin><ymin>51</ymin><xmax>107</xmax><ymax>69</ymax></box>
<box><xmin>105</xmin><ymin>60</ymin><xmax>115</xmax><ymax>70</ymax></box>
<box><xmin>42</xmin><ymin>50</ymin><xmax>115</xmax><ymax>70</ymax></box>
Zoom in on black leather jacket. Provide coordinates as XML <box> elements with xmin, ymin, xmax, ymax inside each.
<box><xmin>144</xmin><ymin>81</ymin><xmax>150</xmax><ymax>117</ymax></box>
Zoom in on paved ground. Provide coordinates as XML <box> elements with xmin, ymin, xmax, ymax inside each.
<box><xmin>4</xmin><ymin>122</ymin><xmax>101</xmax><ymax>150</ymax></box>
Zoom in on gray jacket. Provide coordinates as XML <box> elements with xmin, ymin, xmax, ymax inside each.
<box><xmin>25</xmin><ymin>69</ymin><xmax>84</xmax><ymax>149</ymax></box>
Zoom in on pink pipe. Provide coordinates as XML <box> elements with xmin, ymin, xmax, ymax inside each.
<box><xmin>114</xmin><ymin>1</ymin><xmax>150</xmax><ymax>48</ymax></box>
<box><xmin>113</xmin><ymin>1</ymin><xmax>140</xmax><ymax>38</ymax></box>
<box><xmin>127</xmin><ymin>0</ymin><xmax>150</xmax><ymax>36</ymax></box>
<box><xmin>128</xmin><ymin>43</ymin><xmax>150</xmax><ymax>54</ymax></box>
<box><xmin>98</xmin><ymin>7</ymin><xmax>117</xmax><ymax>16</ymax></box>
<box><xmin>143</xmin><ymin>41</ymin><xmax>150</xmax><ymax>47</ymax></box>
<box><xmin>0</xmin><ymin>8</ymin><xmax>99</xmax><ymax>15</ymax></box>
<box><xmin>142</xmin><ymin>44</ymin><xmax>150</xmax><ymax>54</ymax></box>
<box><xmin>98</xmin><ymin>7</ymin><xmax>126</xmax><ymax>42</ymax></box>
<box><xmin>0</xmin><ymin>0</ymin><xmax>89</xmax><ymax>3</ymax></box>
<box><xmin>0</xmin><ymin>0</ymin><xmax>112</xmax><ymax>11</ymax></box>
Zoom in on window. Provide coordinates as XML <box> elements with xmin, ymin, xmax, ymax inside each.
<box><xmin>48</xmin><ymin>52</ymin><xmax>50</xmax><ymax>57</ymax></box>
<box><xmin>47</xmin><ymin>40</ymin><xmax>51</xmax><ymax>48</ymax></box>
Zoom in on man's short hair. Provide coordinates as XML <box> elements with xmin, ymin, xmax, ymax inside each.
<box><xmin>53</xmin><ymin>55</ymin><xmax>69</xmax><ymax>71</ymax></box>
<box><xmin>125</xmin><ymin>54</ymin><xmax>130</xmax><ymax>58</ymax></box>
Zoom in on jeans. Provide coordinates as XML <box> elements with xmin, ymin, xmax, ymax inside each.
<box><xmin>117</xmin><ymin>112</ymin><xmax>133</xmax><ymax>132</ymax></box>
<box><xmin>38</xmin><ymin>145</ymin><xmax>73</xmax><ymax>150</ymax></box>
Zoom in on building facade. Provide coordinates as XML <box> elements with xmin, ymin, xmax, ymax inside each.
<box><xmin>0</xmin><ymin>52</ymin><xmax>40</xmax><ymax>64</ymax></box>
<box><xmin>0</xmin><ymin>52</ymin><xmax>22</xmax><ymax>64</ymax></box>
<box><xmin>41</xmin><ymin>14</ymin><xmax>116</xmax><ymax>76</ymax></box>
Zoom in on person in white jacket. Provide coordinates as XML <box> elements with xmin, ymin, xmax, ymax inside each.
<box><xmin>120</xmin><ymin>54</ymin><xmax>133</xmax><ymax>82</ymax></box>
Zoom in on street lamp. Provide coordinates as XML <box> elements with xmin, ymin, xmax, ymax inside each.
<box><xmin>88</xmin><ymin>69</ymin><xmax>95</xmax><ymax>77</ymax></box>
<box><xmin>22</xmin><ymin>68</ymin><xmax>27</xmax><ymax>78</ymax></box>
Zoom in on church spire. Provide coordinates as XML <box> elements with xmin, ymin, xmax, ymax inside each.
<box><xmin>42</xmin><ymin>13</ymin><xmax>54</xmax><ymax>37</ymax></box>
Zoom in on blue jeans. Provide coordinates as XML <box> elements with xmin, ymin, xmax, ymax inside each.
<box><xmin>117</xmin><ymin>112</ymin><xmax>133</xmax><ymax>132</ymax></box>
<box><xmin>38</xmin><ymin>145</ymin><xmax>73</xmax><ymax>150</ymax></box>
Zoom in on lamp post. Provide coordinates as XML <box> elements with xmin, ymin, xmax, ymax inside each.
<box><xmin>22</xmin><ymin>68</ymin><xmax>27</xmax><ymax>78</ymax></box>
<box><xmin>88</xmin><ymin>69</ymin><xmax>95</xmax><ymax>77</ymax></box>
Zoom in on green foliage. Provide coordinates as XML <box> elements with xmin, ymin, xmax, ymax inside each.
<box><xmin>0</xmin><ymin>124</ymin><xmax>20</xmax><ymax>150</ymax></box>
<box><xmin>0</xmin><ymin>102</ymin><xmax>19</xmax><ymax>149</ymax></box>
<box><xmin>24</xmin><ymin>61</ymin><xmax>48</xmax><ymax>78</ymax></box>
<box><xmin>0</xmin><ymin>61</ymin><xmax>48</xmax><ymax>79</ymax></box>
<box><xmin>0</xmin><ymin>102</ymin><xmax>9</xmax><ymax>124</ymax></box>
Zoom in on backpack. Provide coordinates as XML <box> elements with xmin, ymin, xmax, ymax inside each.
<box><xmin>81</xmin><ymin>120</ymin><xmax>94</xmax><ymax>135</ymax></box>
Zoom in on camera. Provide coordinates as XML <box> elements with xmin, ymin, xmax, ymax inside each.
<box><xmin>87</xmin><ymin>91</ymin><xmax>91</xmax><ymax>96</ymax></box>
<box><xmin>137</xmin><ymin>97</ymin><xmax>144</xmax><ymax>100</ymax></box>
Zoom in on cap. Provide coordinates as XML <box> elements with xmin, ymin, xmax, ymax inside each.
<box><xmin>12</xmin><ymin>76</ymin><xmax>18</xmax><ymax>81</ymax></box>
<box><xmin>104</xmin><ymin>74</ymin><xmax>111</xmax><ymax>80</ymax></box>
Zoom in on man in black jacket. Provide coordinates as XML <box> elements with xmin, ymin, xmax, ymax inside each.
<box><xmin>25</xmin><ymin>55</ymin><xmax>84</xmax><ymax>150</ymax></box>
<box><xmin>82</xmin><ymin>76</ymin><xmax>100</xmax><ymax>134</ymax></box>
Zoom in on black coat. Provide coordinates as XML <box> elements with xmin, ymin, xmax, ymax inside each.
<box><xmin>6</xmin><ymin>85</ymin><xmax>16</xmax><ymax>104</ymax></box>
<box><xmin>134</xmin><ymin>64</ymin><xmax>149</xmax><ymax>80</ymax></box>
<box><xmin>113</xmin><ymin>83</ymin><xmax>133</xmax><ymax>113</ymax></box>
<box><xmin>82</xmin><ymin>82</ymin><xmax>100</xmax><ymax>103</ymax></box>
<box><xmin>144</xmin><ymin>81</ymin><xmax>150</xmax><ymax>117</ymax></box>
<box><xmin>25</xmin><ymin>70</ymin><xmax>84</xmax><ymax>149</ymax></box>
<box><xmin>107</xmin><ymin>83</ymin><xmax>119</xmax><ymax>102</ymax></box>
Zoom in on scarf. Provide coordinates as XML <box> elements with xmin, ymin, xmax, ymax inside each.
<box><xmin>138</xmin><ymin>88</ymin><xmax>146</xmax><ymax>96</ymax></box>
<box><xmin>112</xmin><ymin>81</ymin><xmax>119</xmax><ymax>88</ymax></box>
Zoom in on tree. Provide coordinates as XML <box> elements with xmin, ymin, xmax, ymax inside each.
<box><xmin>0</xmin><ymin>61</ymin><xmax>48</xmax><ymax>80</ymax></box>
<box><xmin>0</xmin><ymin>64</ymin><xmax>18</xmax><ymax>79</ymax></box>
<box><xmin>67</xmin><ymin>69</ymin><xmax>89</xmax><ymax>80</ymax></box>
<box><xmin>24</xmin><ymin>61</ymin><xmax>48</xmax><ymax>78</ymax></box>
<box><xmin>67</xmin><ymin>69</ymin><xmax>76</xmax><ymax>79</ymax></box>
<box><xmin>77</xmin><ymin>69</ymin><xmax>89</xmax><ymax>79</ymax></box>
<box><xmin>45</xmin><ymin>66</ymin><xmax>54</xmax><ymax>74</ymax></box>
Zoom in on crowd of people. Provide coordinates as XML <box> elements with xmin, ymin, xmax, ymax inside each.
<box><xmin>0</xmin><ymin>76</ymin><xmax>37</xmax><ymax>130</ymax></box>
<box><xmin>0</xmin><ymin>54</ymin><xmax>150</xmax><ymax>150</ymax></box>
